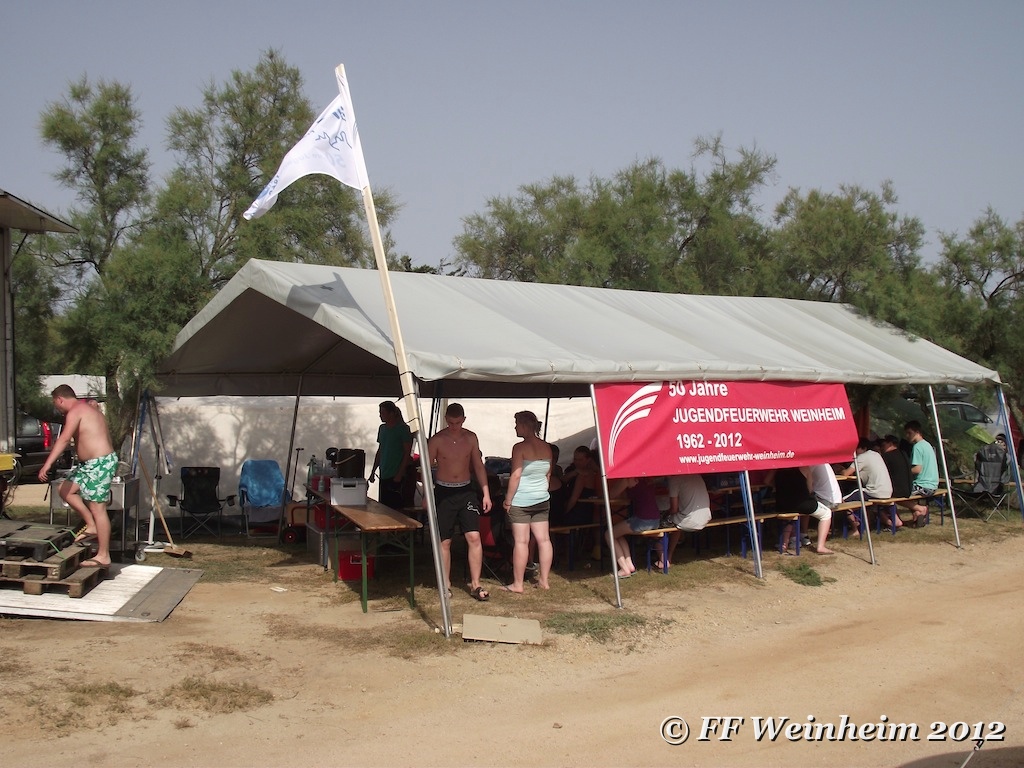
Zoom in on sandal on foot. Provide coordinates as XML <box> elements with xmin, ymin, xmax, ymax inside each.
<box><xmin>80</xmin><ymin>558</ymin><xmax>110</xmax><ymax>570</ymax></box>
<box><xmin>73</xmin><ymin>527</ymin><xmax>96</xmax><ymax>544</ymax></box>
<box><xmin>470</xmin><ymin>586</ymin><xmax>489</xmax><ymax>601</ymax></box>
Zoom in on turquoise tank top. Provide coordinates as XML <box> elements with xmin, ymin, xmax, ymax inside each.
<box><xmin>512</xmin><ymin>459</ymin><xmax>550</xmax><ymax>507</ymax></box>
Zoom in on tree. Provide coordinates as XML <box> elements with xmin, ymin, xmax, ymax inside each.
<box><xmin>39</xmin><ymin>76</ymin><xmax>151</xmax><ymax>285</ymax></box>
<box><xmin>9</xmin><ymin>242</ymin><xmax>60</xmax><ymax>415</ymax></box>
<box><xmin>37</xmin><ymin>76</ymin><xmax>151</xmax><ymax>428</ymax></box>
<box><xmin>454</xmin><ymin>138</ymin><xmax>776</xmax><ymax>295</ymax></box>
<box><xmin>159</xmin><ymin>49</ymin><xmax>401</xmax><ymax>291</ymax></box>
<box><xmin>768</xmin><ymin>182</ymin><xmax>928</xmax><ymax>330</ymax></box>
<box><xmin>935</xmin><ymin>208</ymin><xmax>1024</xmax><ymax>389</ymax></box>
<box><xmin>32</xmin><ymin>53</ymin><xmax>406</xmax><ymax>447</ymax></box>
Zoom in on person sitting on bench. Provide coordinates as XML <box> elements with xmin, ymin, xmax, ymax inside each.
<box><xmin>836</xmin><ymin>438</ymin><xmax>893</xmax><ymax>538</ymax></box>
<box><xmin>902</xmin><ymin>420</ymin><xmax>938</xmax><ymax>527</ymax></box>
<box><xmin>656</xmin><ymin>474</ymin><xmax>712</xmax><ymax>569</ymax></box>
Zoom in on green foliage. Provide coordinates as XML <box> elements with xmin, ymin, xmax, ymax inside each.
<box><xmin>161</xmin><ymin>49</ymin><xmax>401</xmax><ymax>286</ymax></box>
<box><xmin>769</xmin><ymin>182</ymin><xmax>927</xmax><ymax>329</ymax></box>
<box><xmin>934</xmin><ymin>209</ymin><xmax>1024</xmax><ymax>390</ymax></box>
<box><xmin>10</xmin><ymin>247</ymin><xmax>59</xmax><ymax>412</ymax></box>
<box><xmin>21</xmin><ymin>51</ymin><xmax>407</xmax><ymax>445</ymax></box>
<box><xmin>39</xmin><ymin>76</ymin><xmax>150</xmax><ymax>278</ymax></box>
<box><xmin>778</xmin><ymin>560</ymin><xmax>830</xmax><ymax>587</ymax></box>
<box><xmin>455</xmin><ymin>138</ymin><xmax>777</xmax><ymax>295</ymax></box>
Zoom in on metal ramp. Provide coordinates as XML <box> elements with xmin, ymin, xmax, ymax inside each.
<box><xmin>0</xmin><ymin>563</ymin><xmax>202</xmax><ymax>622</ymax></box>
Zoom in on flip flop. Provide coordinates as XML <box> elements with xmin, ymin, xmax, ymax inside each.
<box><xmin>470</xmin><ymin>586</ymin><xmax>489</xmax><ymax>601</ymax></box>
<box><xmin>72</xmin><ymin>527</ymin><xmax>97</xmax><ymax>544</ymax></box>
<box><xmin>79</xmin><ymin>558</ymin><xmax>110</xmax><ymax>570</ymax></box>
<box><xmin>814</xmin><ymin>550</ymin><xmax>836</xmax><ymax>556</ymax></box>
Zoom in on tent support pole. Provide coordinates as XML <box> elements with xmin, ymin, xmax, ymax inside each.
<box><xmin>542</xmin><ymin>391</ymin><xmax>551</xmax><ymax>441</ymax></box>
<box><xmin>740</xmin><ymin>470</ymin><xmax>763</xmax><ymax>578</ymax></box>
<box><xmin>128</xmin><ymin>386</ymin><xmax>145</xmax><ymax>476</ymax></box>
<box><xmin>994</xmin><ymin>385</ymin><xmax>1024</xmax><ymax>520</ymax></box>
<box><xmin>280</xmin><ymin>377</ymin><xmax>303</xmax><ymax>542</ymax></box>
<box><xmin>413</xmin><ymin>380</ymin><xmax>452</xmax><ymax>637</ymax></box>
<box><xmin>850</xmin><ymin>450</ymin><xmax>876</xmax><ymax>565</ymax></box>
<box><xmin>927</xmin><ymin>386</ymin><xmax>962</xmax><ymax>548</ymax></box>
<box><xmin>590</xmin><ymin>385</ymin><xmax>622</xmax><ymax>608</ymax></box>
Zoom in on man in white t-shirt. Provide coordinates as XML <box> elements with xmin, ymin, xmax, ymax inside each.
<box><xmin>656</xmin><ymin>474</ymin><xmax>712</xmax><ymax>569</ymax></box>
<box><xmin>800</xmin><ymin>464</ymin><xmax>841</xmax><ymax>555</ymax></box>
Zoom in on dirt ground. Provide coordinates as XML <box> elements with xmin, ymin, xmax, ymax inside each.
<box><xmin>2</xmin><ymin>483</ymin><xmax>1023</xmax><ymax>768</ymax></box>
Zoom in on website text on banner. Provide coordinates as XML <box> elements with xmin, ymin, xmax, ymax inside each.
<box><xmin>594</xmin><ymin>381</ymin><xmax>859</xmax><ymax>479</ymax></box>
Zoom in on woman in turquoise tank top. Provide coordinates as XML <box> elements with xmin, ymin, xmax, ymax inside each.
<box><xmin>503</xmin><ymin>411</ymin><xmax>553</xmax><ymax>593</ymax></box>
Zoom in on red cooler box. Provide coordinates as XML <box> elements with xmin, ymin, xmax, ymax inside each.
<box><xmin>329</xmin><ymin>535</ymin><xmax>376</xmax><ymax>582</ymax></box>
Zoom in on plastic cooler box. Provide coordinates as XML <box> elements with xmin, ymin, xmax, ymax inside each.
<box><xmin>329</xmin><ymin>535</ymin><xmax>376</xmax><ymax>582</ymax></box>
<box><xmin>330</xmin><ymin>477</ymin><xmax>368</xmax><ymax>506</ymax></box>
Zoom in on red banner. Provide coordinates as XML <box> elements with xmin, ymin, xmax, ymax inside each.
<box><xmin>594</xmin><ymin>381</ymin><xmax>859</xmax><ymax>478</ymax></box>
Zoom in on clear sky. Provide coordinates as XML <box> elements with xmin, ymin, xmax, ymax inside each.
<box><xmin>4</xmin><ymin>1</ymin><xmax>1022</xmax><ymax>268</ymax></box>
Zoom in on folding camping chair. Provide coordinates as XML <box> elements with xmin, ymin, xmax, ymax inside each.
<box><xmin>477</xmin><ymin>508</ymin><xmax>514</xmax><ymax>584</ymax></box>
<box><xmin>953</xmin><ymin>442</ymin><xmax>1011</xmax><ymax>521</ymax></box>
<box><xmin>238</xmin><ymin>459</ymin><xmax>290</xmax><ymax>538</ymax></box>
<box><xmin>167</xmin><ymin>466</ymin><xmax>235</xmax><ymax>538</ymax></box>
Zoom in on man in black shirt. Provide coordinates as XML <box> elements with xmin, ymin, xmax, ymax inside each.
<box><xmin>877</xmin><ymin>434</ymin><xmax>912</xmax><ymax>529</ymax></box>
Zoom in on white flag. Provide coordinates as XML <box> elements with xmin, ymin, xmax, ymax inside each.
<box><xmin>244</xmin><ymin>69</ymin><xmax>369</xmax><ymax>220</ymax></box>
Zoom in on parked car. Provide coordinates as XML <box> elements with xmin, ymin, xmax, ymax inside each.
<box><xmin>932</xmin><ymin>401</ymin><xmax>1023</xmax><ymax>464</ymax></box>
<box><xmin>14</xmin><ymin>412</ymin><xmax>73</xmax><ymax>482</ymax></box>
<box><xmin>900</xmin><ymin>384</ymin><xmax>973</xmax><ymax>402</ymax></box>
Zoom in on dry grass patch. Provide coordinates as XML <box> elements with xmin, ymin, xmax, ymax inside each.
<box><xmin>0</xmin><ymin>645</ymin><xmax>21</xmax><ymax>676</ymax></box>
<box><xmin>68</xmin><ymin>681</ymin><xmax>140</xmax><ymax>714</ymax></box>
<box><xmin>263</xmin><ymin>613</ymin><xmax>456</xmax><ymax>659</ymax></box>
<box><xmin>160</xmin><ymin>676</ymin><xmax>273</xmax><ymax>714</ymax></box>
<box><xmin>173</xmin><ymin>641</ymin><xmax>249</xmax><ymax>669</ymax></box>
<box><xmin>178</xmin><ymin>540</ymin><xmax>318</xmax><ymax>583</ymax></box>
<box><xmin>543</xmin><ymin>610</ymin><xmax>651</xmax><ymax>643</ymax></box>
<box><xmin>20</xmin><ymin>680</ymin><xmax>143</xmax><ymax>734</ymax></box>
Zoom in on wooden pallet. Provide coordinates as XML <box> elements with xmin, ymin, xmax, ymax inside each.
<box><xmin>1</xmin><ymin>565</ymin><xmax>108</xmax><ymax>598</ymax></box>
<box><xmin>1</xmin><ymin>544</ymin><xmax>90</xmax><ymax>581</ymax></box>
<box><xmin>0</xmin><ymin>522</ymin><xmax>75</xmax><ymax>561</ymax></box>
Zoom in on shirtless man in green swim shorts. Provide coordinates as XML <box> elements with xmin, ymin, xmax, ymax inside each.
<box><xmin>38</xmin><ymin>385</ymin><xmax>117</xmax><ymax>568</ymax></box>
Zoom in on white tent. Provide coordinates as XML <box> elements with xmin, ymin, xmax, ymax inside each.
<box><xmin>154</xmin><ymin>259</ymin><xmax>1016</xmax><ymax>631</ymax></box>
<box><xmin>157</xmin><ymin>259</ymin><xmax>1000</xmax><ymax>398</ymax></box>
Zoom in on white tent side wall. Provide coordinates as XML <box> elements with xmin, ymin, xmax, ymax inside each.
<box><xmin>143</xmin><ymin>396</ymin><xmax>596</xmax><ymax>502</ymax></box>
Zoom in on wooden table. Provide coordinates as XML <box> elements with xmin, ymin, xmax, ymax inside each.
<box><xmin>305</xmin><ymin>488</ymin><xmax>422</xmax><ymax>613</ymax></box>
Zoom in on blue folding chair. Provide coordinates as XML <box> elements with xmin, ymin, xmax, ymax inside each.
<box><xmin>238</xmin><ymin>459</ymin><xmax>290</xmax><ymax>538</ymax></box>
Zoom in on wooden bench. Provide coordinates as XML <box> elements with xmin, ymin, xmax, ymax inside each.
<box><xmin>631</xmin><ymin>511</ymin><xmax>802</xmax><ymax>573</ymax></box>
<box><xmin>834</xmin><ymin>500</ymin><xmax>869</xmax><ymax>540</ymax></box>
<box><xmin>868</xmin><ymin>489</ymin><xmax>948</xmax><ymax>535</ymax></box>
<box><xmin>548</xmin><ymin>523</ymin><xmax>603</xmax><ymax>570</ymax></box>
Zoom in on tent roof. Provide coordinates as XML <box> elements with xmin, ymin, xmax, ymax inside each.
<box><xmin>156</xmin><ymin>259</ymin><xmax>999</xmax><ymax>398</ymax></box>
<box><xmin>0</xmin><ymin>190</ymin><xmax>76</xmax><ymax>234</ymax></box>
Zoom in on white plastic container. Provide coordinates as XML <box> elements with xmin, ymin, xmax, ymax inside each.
<box><xmin>330</xmin><ymin>477</ymin><xmax>368</xmax><ymax>506</ymax></box>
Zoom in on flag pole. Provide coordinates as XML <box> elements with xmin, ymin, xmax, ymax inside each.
<box><xmin>338</xmin><ymin>65</ymin><xmax>451</xmax><ymax>636</ymax></box>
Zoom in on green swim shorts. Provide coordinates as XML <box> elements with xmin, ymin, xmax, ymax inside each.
<box><xmin>68</xmin><ymin>452</ymin><xmax>119</xmax><ymax>503</ymax></box>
